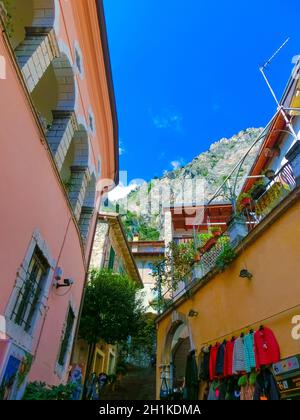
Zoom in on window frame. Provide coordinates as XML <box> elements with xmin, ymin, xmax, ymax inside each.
<box><xmin>11</xmin><ymin>248</ymin><xmax>49</xmax><ymax>333</ymax></box>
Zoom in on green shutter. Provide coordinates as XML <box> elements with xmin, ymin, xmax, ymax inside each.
<box><xmin>108</xmin><ymin>247</ymin><xmax>115</xmax><ymax>270</ymax></box>
<box><xmin>58</xmin><ymin>307</ymin><xmax>75</xmax><ymax>366</ymax></box>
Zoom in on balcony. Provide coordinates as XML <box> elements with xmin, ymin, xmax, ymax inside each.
<box><xmin>162</xmin><ymin>151</ymin><xmax>299</xmax><ymax>309</ymax></box>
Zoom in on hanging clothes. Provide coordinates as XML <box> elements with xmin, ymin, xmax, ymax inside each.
<box><xmin>244</xmin><ymin>332</ymin><xmax>257</xmax><ymax>373</ymax></box>
<box><xmin>198</xmin><ymin>347</ymin><xmax>210</xmax><ymax>381</ymax></box>
<box><xmin>224</xmin><ymin>340</ymin><xmax>234</xmax><ymax>377</ymax></box>
<box><xmin>254</xmin><ymin>327</ymin><xmax>280</xmax><ymax>367</ymax></box>
<box><xmin>233</xmin><ymin>337</ymin><xmax>246</xmax><ymax>374</ymax></box>
<box><xmin>207</xmin><ymin>380</ymin><xmax>220</xmax><ymax>401</ymax></box>
<box><xmin>215</xmin><ymin>342</ymin><xmax>226</xmax><ymax>377</ymax></box>
<box><xmin>253</xmin><ymin>368</ymin><xmax>280</xmax><ymax>400</ymax></box>
<box><xmin>224</xmin><ymin>377</ymin><xmax>240</xmax><ymax>401</ymax></box>
<box><xmin>238</xmin><ymin>375</ymin><xmax>255</xmax><ymax>401</ymax></box>
<box><xmin>217</xmin><ymin>380</ymin><xmax>227</xmax><ymax>401</ymax></box>
<box><xmin>209</xmin><ymin>343</ymin><xmax>220</xmax><ymax>381</ymax></box>
<box><xmin>184</xmin><ymin>350</ymin><xmax>199</xmax><ymax>401</ymax></box>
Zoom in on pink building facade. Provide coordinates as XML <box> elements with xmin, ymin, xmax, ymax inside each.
<box><xmin>0</xmin><ymin>0</ymin><xmax>118</xmax><ymax>399</ymax></box>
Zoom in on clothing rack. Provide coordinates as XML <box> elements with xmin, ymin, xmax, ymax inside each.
<box><xmin>201</xmin><ymin>303</ymin><xmax>300</xmax><ymax>347</ymax></box>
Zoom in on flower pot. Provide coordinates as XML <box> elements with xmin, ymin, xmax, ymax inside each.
<box><xmin>212</xmin><ymin>230</ymin><xmax>222</xmax><ymax>238</ymax></box>
<box><xmin>193</xmin><ymin>264</ymin><xmax>204</xmax><ymax>280</ymax></box>
<box><xmin>199</xmin><ymin>237</ymin><xmax>217</xmax><ymax>255</ymax></box>
<box><xmin>194</xmin><ymin>253</ymin><xmax>201</xmax><ymax>262</ymax></box>
<box><xmin>227</xmin><ymin>215</ymin><xmax>248</xmax><ymax>247</ymax></box>
<box><xmin>285</xmin><ymin>140</ymin><xmax>300</xmax><ymax>186</ymax></box>
<box><xmin>241</xmin><ymin>197</ymin><xmax>252</xmax><ymax>208</ymax></box>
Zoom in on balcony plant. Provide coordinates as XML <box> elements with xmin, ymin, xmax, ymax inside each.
<box><xmin>0</xmin><ymin>1</ymin><xmax>14</xmax><ymax>38</ymax></box>
<box><xmin>211</xmin><ymin>226</ymin><xmax>223</xmax><ymax>238</ymax></box>
<box><xmin>199</xmin><ymin>236</ymin><xmax>217</xmax><ymax>255</ymax></box>
<box><xmin>249</xmin><ymin>179</ymin><xmax>267</xmax><ymax>201</ymax></box>
<box><xmin>216</xmin><ymin>243</ymin><xmax>237</xmax><ymax>272</ymax></box>
<box><xmin>236</xmin><ymin>192</ymin><xmax>254</xmax><ymax>213</ymax></box>
<box><xmin>255</xmin><ymin>181</ymin><xmax>290</xmax><ymax>217</ymax></box>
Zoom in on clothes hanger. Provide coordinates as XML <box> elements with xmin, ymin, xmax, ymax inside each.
<box><xmin>231</xmin><ymin>336</ymin><xmax>235</xmax><ymax>342</ymax></box>
<box><xmin>240</xmin><ymin>332</ymin><xmax>245</xmax><ymax>338</ymax></box>
<box><xmin>259</xmin><ymin>325</ymin><xmax>264</xmax><ymax>331</ymax></box>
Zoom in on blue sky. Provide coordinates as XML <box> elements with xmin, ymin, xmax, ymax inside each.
<box><xmin>103</xmin><ymin>0</ymin><xmax>300</xmax><ymax>184</ymax></box>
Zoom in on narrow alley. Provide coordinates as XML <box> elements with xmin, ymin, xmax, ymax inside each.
<box><xmin>101</xmin><ymin>366</ymin><xmax>156</xmax><ymax>401</ymax></box>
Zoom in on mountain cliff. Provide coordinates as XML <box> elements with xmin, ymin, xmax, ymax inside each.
<box><xmin>108</xmin><ymin>128</ymin><xmax>263</xmax><ymax>239</ymax></box>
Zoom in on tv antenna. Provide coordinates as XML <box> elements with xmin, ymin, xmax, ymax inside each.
<box><xmin>259</xmin><ymin>37</ymin><xmax>297</xmax><ymax>139</ymax></box>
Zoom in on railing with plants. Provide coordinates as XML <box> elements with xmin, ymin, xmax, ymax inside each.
<box><xmin>236</xmin><ymin>162</ymin><xmax>296</xmax><ymax>232</ymax></box>
<box><xmin>152</xmin><ymin>230</ymin><xmax>237</xmax><ymax>312</ymax></box>
<box><xmin>154</xmin><ymin>144</ymin><xmax>300</xmax><ymax>314</ymax></box>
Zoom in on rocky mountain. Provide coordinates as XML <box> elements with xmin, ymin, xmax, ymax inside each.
<box><xmin>107</xmin><ymin>128</ymin><xmax>263</xmax><ymax>239</ymax></box>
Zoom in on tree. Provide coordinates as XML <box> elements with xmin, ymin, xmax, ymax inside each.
<box><xmin>79</xmin><ymin>269</ymin><xmax>144</xmax><ymax>393</ymax></box>
<box><xmin>118</xmin><ymin>313</ymin><xmax>157</xmax><ymax>368</ymax></box>
<box><xmin>80</xmin><ymin>269</ymin><xmax>143</xmax><ymax>344</ymax></box>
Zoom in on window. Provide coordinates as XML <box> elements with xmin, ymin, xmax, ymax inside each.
<box><xmin>74</xmin><ymin>41</ymin><xmax>84</xmax><ymax>79</ymax></box>
<box><xmin>108</xmin><ymin>247</ymin><xmax>116</xmax><ymax>270</ymax></box>
<box><xmin>58</xmin><ymin>307</ymin><xmax>75</xmax><ymax>367</ymax></box>
<box><xmin>11</xmin><ymin>247</ymin><xmax>49</xmax><ymax>332</ymax></box>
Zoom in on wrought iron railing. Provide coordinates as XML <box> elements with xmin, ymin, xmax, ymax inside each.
<box><xmin>244</xmin><ymin>162</ymin><xmax>296</xmax><ymax>231</ymax></box>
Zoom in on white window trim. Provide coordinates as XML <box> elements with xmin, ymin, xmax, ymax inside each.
<box><xmin>4</xmin><ymin>230</ymin><xmax>56</xmax><ymax>353</ymax></box>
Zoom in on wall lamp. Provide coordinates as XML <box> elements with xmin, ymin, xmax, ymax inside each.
<box><xmin>188</xmin><ymin>310</ymin><xmax>199</xmax><ymax>318</ymax></box>
<box><xmin>240</xmin><ymin>269</ymin><xmax>253</xmax><ymax>280</ymax></box>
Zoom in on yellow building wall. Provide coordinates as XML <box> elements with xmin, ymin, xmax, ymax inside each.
<box><xmin>156</xmin><ymin>199</ymin><xmax>300</xmax><ymax>398</ymax></box>
<box><xmin>73</xmin><ymin>339</ymin><xmax>117</xmax><ymax>382</ymax></box>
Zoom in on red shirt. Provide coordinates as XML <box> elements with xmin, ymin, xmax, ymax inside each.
<box><xmin>254</xmin><ymin>327</ymin><xmax>280</xmax><ymax>367</ymax></box>
<box><xmin>224</xmin><ymin>340</ymin><xmax>234</xmax><ymax>377</ymax></box>
<box><xmin>209</xmin><ymin>344</ymin><xmax>220</xmax><ymax>380</ymax></box>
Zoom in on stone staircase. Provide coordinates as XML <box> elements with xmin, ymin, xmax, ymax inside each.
<box><xmin>101</xmin><ymin>366</ymin><xmax>156</xmax><ymax>401</ymax></box>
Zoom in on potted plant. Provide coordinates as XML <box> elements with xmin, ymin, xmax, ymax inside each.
<box><xmin>285</xmin><ymin>140</ymin><xmax>300</xmax><ymax>186</ymax></box>
<box><xmin>216</xmin><ymin>243</ymin><xmax>237</xmax><ymax>272</ymax></box>
<box><xmin>199</xmin><ymin>236</ymin><xmax>217</xmax><ymax>255</ymax></box>
<box><xmin>211</xmin><ymin>226</ymin><xmax>222</xmax><ymax>238</ymax></box>
<box><xmin>236</xmin><ymin>192</ymin><xmax>253</xmax><ymax>213</ymax></box>
<box><xmin>249</xmin><ymin>179</ymin><xmax>267</xmax><ymax>201</ymax></box>
<box><xmin>227</xmin><ymin>214</ymin><xmax>248</xmax><ymax>247</ymax></box>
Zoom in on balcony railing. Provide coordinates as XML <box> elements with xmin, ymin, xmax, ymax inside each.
<box><xmin>249</xmin><ymin>162</ymin><xmax>296</xmax><ymax>227</ymax></box>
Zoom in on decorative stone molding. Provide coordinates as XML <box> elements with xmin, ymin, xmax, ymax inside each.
<box><xmin>15</xmin><ymin>27</ymin><xmax>59</xmax><ymax>93</ymax></box>
<box><xmin>68</xmin><ymin>166</ymin><xmax>89</xmax><ymax>221</ymax></box>
<box><xmin>78</xmin><ymin>206</ymin><xmax>94</xmax><ymax>242</ymax></box>
<box><xmin>46</xmin><ymin>111</ymin><xmax>78</xmax><ymax>170</ymax></box>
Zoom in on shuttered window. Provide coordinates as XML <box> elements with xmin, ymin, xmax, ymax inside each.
<box><xmin>58</xmin><ymin>307</ymin><xmax>75</xmax><ymax>367</ymax></box>
<box><xmin>11</xmin><ymin>247</ymin><xmax>49</xmax><ymax>332</ymax></box>
<box><xmin>108</xmin><ymin>247</ymin><xmax>116</xmax><ymax>270</ymax></box>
